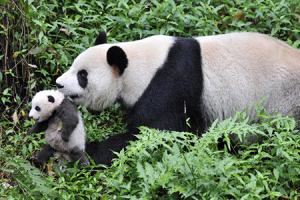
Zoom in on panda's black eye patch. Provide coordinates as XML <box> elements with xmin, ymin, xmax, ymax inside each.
<box><xmin>35</xmin><ymin>106</ymin><xmax>41</xmax><ymax>112</ymax></box>
<box><xmin>78</xmin><ymin>69</ymin><xmax>88</xmax><ymax>78</ymax></box>
<box><xmin>77</xmin><ymin>69</ymin><xmax>88</xmax><ymax>89</ymax></box>
<box><xmin>48</xmin><ymin>95</ymin><xmax>55</xmax><ymax>103</ymax></box>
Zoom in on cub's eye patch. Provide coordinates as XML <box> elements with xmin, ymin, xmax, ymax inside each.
<box><xmin>48</xmin><ymin>95</ymin><xmax>55</xmax><ymax>103</ymax></box>
<box><xmin>35</xmin><ymin>106</ymin><xmax>41</xmax><ymax>111</ymax></box>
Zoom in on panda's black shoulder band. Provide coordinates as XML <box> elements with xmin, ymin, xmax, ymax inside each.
<box><xmin>107</xmin><ymin>46</ymin><xmax>128</xmax><ymax>76</ymax></box>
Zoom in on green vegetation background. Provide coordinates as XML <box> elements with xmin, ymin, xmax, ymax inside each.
<box><xmin>0</xmin><ymin>0</ymin><xmax>299</xmax><ymax>199</ymax></box>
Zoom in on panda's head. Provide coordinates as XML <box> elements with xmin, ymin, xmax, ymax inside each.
<box><xmin>56</xmin><ymin>32</ymin><xmax>127</xmax><ymax>111</ymax></box>
<box><xmin>29</xmin><ymin>90</ymin><xmax>64</xmax><ymax>122</ymax></box>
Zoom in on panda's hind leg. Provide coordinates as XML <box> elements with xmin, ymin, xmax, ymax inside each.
<box><xmin>69</xmin><ymin>147</ymin><xmax>90</xmax><ymax>167</ymax></box>
<box><xmin>32</xmin><ymin>144</ymin><xmax>55</xmax><ymax>167</ymax></box>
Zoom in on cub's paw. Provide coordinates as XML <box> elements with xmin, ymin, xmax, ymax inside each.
<box><xmin>27</xmin><ymin>129</ymin><xmax>33</xmax><ymax>136</ymax></box>
<box><xmin>29</xmin><ymin>156</ymin><xmax>44</xmax><ymax>168</ymax></box>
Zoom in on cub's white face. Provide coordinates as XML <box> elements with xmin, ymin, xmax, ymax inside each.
<box><xmin>29</xmin><ymin>90</ymin><xmax>64</xmax><ymax>122</ymax></box>
<box><xmin>56</xmin><ymin>46</ymin><xmax>122</xmax><ymax>111</ymax></box>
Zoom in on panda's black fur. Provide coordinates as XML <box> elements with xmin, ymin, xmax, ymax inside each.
<box><xmin>107</xmin><ymin>46</ymin><xmax>128</xmax><ymax>75</ymax></box>
<box><xmin>28</xmin><ymin>90</ymin><xmax>90</xmax><ymax>167</ymax></box>
<box><xmin>127</xmin><ymin>38</ymin><xmax>206</xmax><ymax>134</ymax></box>
<box><xmin>58</xmin><ymin>32</ymin><xmax>300</xmax><ymax>165</ymax></box>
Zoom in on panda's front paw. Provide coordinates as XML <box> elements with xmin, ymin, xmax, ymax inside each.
<box><xmin>30</xmin><ymin>156</ymin><xmax>43</xmax><ymax>168</ymax></box>
<box><xmin>61</xmin><ymin>134</ymin><xmax>69</xmax><ymax>142</ymax></box>
<box><xmin>81</xmin><ymin>162</ymin><xmax>90</xmax><ymax>167</ymax></box>
<box><xmin>27</xmin><ymin>129</ymin><xmax>33</xmax><ymax>136</ymax></box>
<box><xmin>29</xmin><ymin>156</ymin><xmax>36</xmax><ymax>162</ymax></box>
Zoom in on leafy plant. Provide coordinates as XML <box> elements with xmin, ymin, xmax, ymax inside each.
<box><xmin>1</xmin><ymin>102</ymin><xmax>300</xmax><ymax>199</ymax></box>
<box><xmin>102</xmin><ymin>104</ymin><xmax>299</xmax><ymax>199</ymax></box>
<box><xmin>80</xmin><ymin>103</ymin><xmax>127</xmax><ymax>142</ymax></box>
<box><xmin>0</xmin><ymin>148</ymin><xmax>59</xmax><ymax>199</ymax></box>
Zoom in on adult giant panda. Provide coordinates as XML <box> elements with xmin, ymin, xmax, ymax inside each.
<box><xmin>56</xmin><ymin>32</ymin><xmax>300</xmax><ymax>164</ymax></box>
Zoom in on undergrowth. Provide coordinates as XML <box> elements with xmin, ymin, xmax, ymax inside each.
<box><xmin>1</xmin><ymin>104</ymin><xmax>299</xmax><ymax>199</ymax></box>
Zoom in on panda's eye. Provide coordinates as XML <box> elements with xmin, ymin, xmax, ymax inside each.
<box><xmin>78</xmin><ymin>70</ymin><xmax>88</xmax><ymax>78</ymax></box>
<box><xmin>35</xmin><ymin>106</ymin><xmax>41</xmax><ymax>112</ymax></box>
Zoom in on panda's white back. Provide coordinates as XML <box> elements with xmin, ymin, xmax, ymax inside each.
<box><xmin>197</xmin><ymin>32</ymin><xmax>300</xmax><ymax>122</ymax></box>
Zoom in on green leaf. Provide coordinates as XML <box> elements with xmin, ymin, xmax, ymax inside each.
<box><xmin>28</xmin><ymin>47</ymin><xmax>42</xmax><ymax>55</ymax></box>
<box><xmin>136</xmin><ymin>161</ymin><xmax>146</xmax><ymax>180</ymax></box>
<box><xmin>273</xmin><ymin>168</ymin><xmax>279</xmax><ymax>181</ymax></box>
<box><xmin>3</xmin><ymin>88</ymin><xmax>11</xmax><ymax>96</ymax></box>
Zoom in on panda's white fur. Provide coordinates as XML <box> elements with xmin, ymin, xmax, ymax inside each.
<box><xmin>44</xmin><ymin>110</ymin><xmax>85</xmax><ymax>164</ymax></box>
<box><xmin>43</xmin><ymin>109</ymin><xmax>85</xmax><ymax>152</ymax></box>
<box><xmin>198</xmin><ymin>32</ymin><xmax>300</xmax><ymax>121</ymax></box>
<box><xmin>29</xmin><ymin>90</ymin><xmax>64</xmax><ymax>122</ymax></box>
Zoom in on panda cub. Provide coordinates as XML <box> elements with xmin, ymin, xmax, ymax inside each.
<box><xmin>27</xmin><ymin>89</ymin><xmax>90</xmax><ymax>167</ymax></box>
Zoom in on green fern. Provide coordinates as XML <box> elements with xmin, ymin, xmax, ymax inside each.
<box><xmin>0</xmin><ymin>148</ymin><xmax>58</xmax><ymax>199</ymax></box>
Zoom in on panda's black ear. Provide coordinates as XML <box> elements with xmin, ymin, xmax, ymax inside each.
<box><xmin>48</xmin><ymin>95</ymin><xmax>55</xmax><ymax>103</ymax></box>
<box><xmin>94</xmin><ymin>32</ymin><xmax>107</xmax><ymax>46</ymax></box>
<box><xmin>107</xmin><ymin>46</ymin><xmax>128</xmax><ymax>76</ymax></box>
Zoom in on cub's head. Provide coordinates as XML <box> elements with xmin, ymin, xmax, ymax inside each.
<box><xmin>29</xmin><ymin>90</ymin><xmax>64</xmax><ymax>122</ymax></box>
<box><xmin>56</xmin><ymin>32</ymin><xmax>128</xmax><ymax>111</ymax></box>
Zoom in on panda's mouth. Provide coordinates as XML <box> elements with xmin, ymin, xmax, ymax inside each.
<box><xmin>70</xmin><ymin>94</ymin><xmax>79</xmax><ymax>99</ymax></box>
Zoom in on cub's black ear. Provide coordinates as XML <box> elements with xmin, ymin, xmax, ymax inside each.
<box><xmin>94</xmin><ymin>32</ymin><xmax>107</xmax><ymax>46</ymax></box>
<box><xmin>107</xmin><ymin>46</ymin><xmax>128</xmax><ymax>76</ymax></box>
<box><xmin>48</xmin><ymin>95</ymin><xmax>55</xmax><ymax>103</ymax></box>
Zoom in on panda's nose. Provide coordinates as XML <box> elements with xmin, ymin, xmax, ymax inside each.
<box><xmin>56</xmin><ymin>83</ymin><xmax>64</xmax><ymax>89</ymax></box>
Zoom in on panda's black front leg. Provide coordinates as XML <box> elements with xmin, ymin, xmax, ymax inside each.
<box><xmin>56</xmin><ymin>98</ymin><xmax>80</xmax><ymax>142</ymax></box>
<box><xmin>86</xmin><ymin>132</ymin><xmax>137</xmax><ymax>165</ymax></box>
<box><xmin>32</xmin><ymin>144</ymin><xmax>55</xmax><ymax>167</ymax></box>
<box><xmin>27</xmin><ymin>120</ymin><xmax>49</xmax><ymax>136</ymax></box>
<box><xmin>69</xmin><ymin>147</ymin><xmax>90</xmax><ymax>167</ymax></box>
<box><xmin>60</xmin><ymin>114</ymin><xmax>79</xmax><ymax>143</ymax></box>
